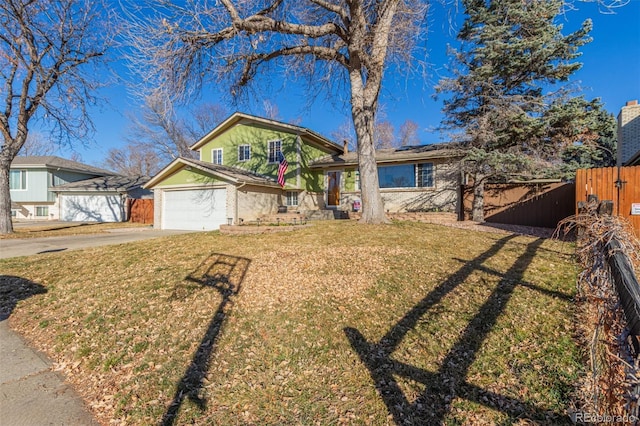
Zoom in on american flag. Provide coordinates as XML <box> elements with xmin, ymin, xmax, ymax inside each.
<box><xmin>277</xmin><ymin>151</ymin><xmax>288</xmax><ymax>187</ymax></box>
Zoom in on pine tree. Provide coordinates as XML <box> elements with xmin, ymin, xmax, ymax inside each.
<box><xmin>437</xmin><ymin>0</ymin><xmax>592</xmax><ymax>221</ymax></box>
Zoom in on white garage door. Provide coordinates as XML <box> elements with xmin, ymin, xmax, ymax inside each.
<box><xmin>60</xmin><ymin>194</ymin><xmax>124</xmax><ymax>222</ymax></box>
<box><xmin>162</xmin><ymin>188</ymin><xmax>227</xmax><ymax>231</ymax></box>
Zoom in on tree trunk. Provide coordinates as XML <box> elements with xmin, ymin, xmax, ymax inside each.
<box><xmin>0</xmin><ymin>157</ymin><xmax>14</xmax><ymax>234</ymax></box>
<box><xmin>471</xmin><ymin>173</ymin><xmax>485</xmax><ymax>223</ymax></box>
<box><xmin>350</xmin><ymin>72</ymin><xmax>388</xmax><ymax>224</ymax></box>
<box><xmin>353</xmin><ymin>110</ymin><xmax>387</xmax><ymax>224</ymax></box>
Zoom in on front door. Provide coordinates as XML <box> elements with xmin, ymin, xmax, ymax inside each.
<box><xmin>327</xmin><ymin>171</ymin><xmax>341</xmax><ymax>207</ymax></box>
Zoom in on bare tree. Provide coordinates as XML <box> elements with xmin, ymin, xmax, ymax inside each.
<box><xmin>0</xmin><ymin>0</ymin><xmax>111</xmax><ymax>233</ymax></box>
<box><xmin>397</xmin><ymin>119</ymin><xmax>420</xmax><ymax>146</ymax></box>
<box><xmin>374</xmin><ymin>120</ymin><xmax>396</xmax><ymax>149</ymax></box>
<box><xmin>188</xmin><ymin>103</ymin><xmax>229</xmax><ymax>141</ymax></box>
<box><xmin>126</xmin><ymin>93</ymin><xmax>197</xmax><ymax>161</ymax></box>
<box><xmin>103</xmin><ymin>142</ymin><xmax>163</xmax><ymax>176</ymax></box>
<box><xmin>262</xmin><ymin>100</ymin><xmax>281</xmax><ymax>120</ymax></box>
<box><xmin>331</xmin><ymin>118</ymin><xmax>356</xmax><ymax>152</ymax></box>
<box><xmin>17</xmin><ymin>132</ymin><xmax>58</xmax><ymax>156</ymax></box>
<box><xmin>122</xmin><ymin>96</ymin><xmax>229</xmax><ymax>173</ymax></box>
<box><xmin>126</xmin><ymin>0</ymin><xmax>428</xmax><ymax>224</ymax></box>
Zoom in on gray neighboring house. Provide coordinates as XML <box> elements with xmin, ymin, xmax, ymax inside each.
<box><xmin>10</xmin><ymin>156</ymin><xmax>150</xmax><ymax>222</ymax></box>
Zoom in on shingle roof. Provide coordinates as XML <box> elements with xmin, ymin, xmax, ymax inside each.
<box><xmin>144</xmin><ymin>157</ymin><xmax>282</xmax><ymax>189</ymax></box>
<box><xmin>186</xmin><ymin>159</ymin><xmax>281</xmax><ymax>187</ymax></box>
<box><xmin>51</xmin><ymin>175</ymin><xmax>150</xmax><ymax>192</ymax></box>
<box><xmin>310</xmin><ymin>143</ymin><xmax>465</xmax><ymax>168</ymax></box>
<box><xmin>10</xmin><ymin>156</ymin><xmax>116</xmax><ymax>176</ymax></box>
<box><xmin>190</xmin><ymin>112</ymin><xmax>344</xmax><ymax>153</ymax></box>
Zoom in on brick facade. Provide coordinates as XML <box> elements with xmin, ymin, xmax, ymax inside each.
<box><xmin>617</xmin><ymin>100</ymin><xmax>640</xmax><ymax>165</ymax></box>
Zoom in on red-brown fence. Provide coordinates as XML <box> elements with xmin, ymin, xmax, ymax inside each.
<box><xmin>462</xmin><ymin>182</ymin><xmax>576</xmax><ymax>229</ymax></box>
<box><xmin>576</xmin><ymin>166</ymin><xmax>640</xmax><ymax>237</ymax></box>
<box><xmin>128</xmin><ymin>199</ymin><xmax>154</xmax><ymax>224</ymax></box>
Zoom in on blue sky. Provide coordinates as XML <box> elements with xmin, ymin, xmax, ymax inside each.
<box><xmin>55</xmin><ymin>1</ymin><xmax>640</xmax><ymax>167</ymax></box>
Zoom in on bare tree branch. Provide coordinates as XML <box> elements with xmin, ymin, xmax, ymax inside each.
<box><xmin>125</xmin><ymin>0</ymin><xmax>429</xmax><ymax>223</ymax></box>
<box><xmin>0</xmin><ymin>0</ymin><xmax>112</xmax><ymax>233</ymax></box>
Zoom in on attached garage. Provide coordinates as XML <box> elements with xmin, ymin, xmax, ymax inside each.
<box><xmin>162</xmin><ymin>188</ymin><xmax>227</xmax><ymax>231</ymax></box>
<box><xmin>146</xmin><ymin>158</ymin><xmax>284</xmax><ymax>230</ymax></box>
<box><xmin>53</xmin><ymin>175</ymin><xmax>152</xmax><ymax>223</ymax></box>
<box><xmin>60</xmin><ymin>194</ymin><xmax>124</xmax><ymax>222</ymax></box>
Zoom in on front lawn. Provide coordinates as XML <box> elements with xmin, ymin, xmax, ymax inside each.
<box><xmin>2</xmin><ymin>222</ymin><xmax>149</xmax><ymax>239</ymax></box>
<box><xmin>0</xmin><ymin>221</ymin><xmax>581</xmax><ymax>425</ymax></box>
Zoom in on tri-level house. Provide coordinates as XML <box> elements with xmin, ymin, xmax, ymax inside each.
<box><xmin>145</xmin><ymin>112</ymin><xmax>464</xmax><ymax>230</ymax></box>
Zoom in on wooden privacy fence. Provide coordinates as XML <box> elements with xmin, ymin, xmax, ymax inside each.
<box><xmin>128</xmin><ymin>198</ymin><xmax>154</xmax><ymax>224</ymax></box>
<box><xmin>462</xmin><ymin>182</ymin><xmax>576</xmax><ymax>228</ymax></box>
<box><xmin>576</xmin><ymin>166</ymin><xmax>640</xmax><ymax>237</ymax></box>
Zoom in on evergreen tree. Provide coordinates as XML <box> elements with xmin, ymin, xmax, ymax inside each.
<box><xmin>544</xmin><ymin>98</ymin><xmax>617</xmax><ymax>179</ymax></box>
<box><xmin>436</xmin><ymin>0</ymin><xmax>592</xmax><ymax>221</ymax></box>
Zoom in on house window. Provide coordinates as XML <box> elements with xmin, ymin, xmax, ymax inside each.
<box><xmin>377</xmin><ymin>163</ymin><xmax>435</xmax><ymax>189</ymax></box>
<box><xmin>212</xmin><ymin>148</ymin><xmax>223</xmax><ymax>165</ymax></box>
<box><xmin>268</xmin><ymin>140</ymin><xmax>282</xmax><ymax>163</ymax></box>
<box><xmin>10</xmin><ymin>170</ymin><xmax>27</xmax><ymax>190</ymax></box>
<box><xmin>378</xmin><ymin>165</ymin><xmax>415</xmax><ymax>188</ymax></box>
<box><xmin>354</xmin><ymin>171</ymin><xmax>360</xmax><ymax>191</ymax></box>
<box><xmin>36</xmin><ymin>206</ymin><xmax>49</xmax><ymax>217</ymax></box>
<box><xmin>238</xmin><ymin>145</ymin><xmax>251</xmax><ymax>162</ymax></box>
<box><xmin>11</xmin><ymin>210</ymin><xmax>17</xmax><ymax>218</ymax></box>
<box><xmin>286</xmin><ymin>191</ymin><xmax>298</xmax><ymax>207</ymax></box>
<box><xmin>417</xmin><ymin>163</ymin><xmax>434</xmax><ymax>187</ymax></box>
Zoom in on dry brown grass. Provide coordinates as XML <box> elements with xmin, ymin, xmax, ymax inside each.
<box><xmin>2</xmin><ymin>222</ymin><xmax>149</xmax><ymax>239</ymax></box>
<box><xmin>559</xmin><ymin>205</ymin><xmax>640</xmax><ymax>421</ymax></box>
<box><xmin>1</xmin><ymin>220</ymin><xmax>580</xmax><ymax>425</ymax></box>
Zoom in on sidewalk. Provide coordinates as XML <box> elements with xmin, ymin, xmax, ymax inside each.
<box><xmin>0</xmin><ymin>319</ymin><xmax>99</xmax><ymax>425</ymax></box>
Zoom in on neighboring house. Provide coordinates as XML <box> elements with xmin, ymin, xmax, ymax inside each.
<box><xmin>10</xmin><ymin>156</ymin><xmax>150</xmax><ymax>222</ymax></box>
<box><xmin>51</xmin><ymin>175</ymin><xmax>151</xmax><ymax>222</ymax></box>
<box><xmin>146</xmin><ymin>112</ymin><xmax>464</xmax><ymax>231</ymax></box>
<box><xmin>618</xmin><ymin>100</ymin><xmax>640</xmax><ymax>166</ymax></box>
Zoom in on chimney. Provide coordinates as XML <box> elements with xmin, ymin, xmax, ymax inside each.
<box><xmin>626</xmin><ymin>100</ymin><xmax>638</xmax><ymax>106</ymax></box>
<box><xmin>343</xmin><ymin>140</ymin><xmax>349</xmax><ymax>154</ymax></box>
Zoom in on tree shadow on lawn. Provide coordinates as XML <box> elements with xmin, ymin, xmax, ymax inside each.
<box><xmin>345</xmin><ymin>235</ymin><xmax>574</xmax><ymax>425</ymax></box>
<box><xmin>0</xmin><ymin>275</ymin><xmax>47</xmax><ymax>321</ymax></box>
<box><xmin>161</xmin><ymin>253</ymin><xmax>251</xmax><ymax>426</ymax></box>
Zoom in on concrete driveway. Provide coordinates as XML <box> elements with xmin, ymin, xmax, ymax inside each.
<box><xmin>0</xmin><ymin>228</ymin><xmax>195</xmax><ymax>259</ymax></box>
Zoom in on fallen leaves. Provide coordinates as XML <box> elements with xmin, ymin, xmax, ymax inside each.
<box><xmin>2</xmin><ymin>221</ymin><xmax>580</xmax><ymax>425</ymax></box>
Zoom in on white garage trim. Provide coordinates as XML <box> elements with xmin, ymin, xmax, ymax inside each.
<box><xmin>162</xmin><ymin>188</ymin><xmax>227</xmax><ymax>231</ymax></box>
<box><xmin>60</xmin><ymin>193</ymin><xmax>124</xmax><ymax>222</ymax></box>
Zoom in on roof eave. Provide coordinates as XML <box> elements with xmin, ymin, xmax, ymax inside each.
<box><xmin>310</xmin><ymin>150</ymin><xmax>465</xmax><ymax>169</ymax></box>
<box><xmin>145</xmin><ymin>157</ymin><xmax>283</xmax><ymax>189</ymax></box>
<box><xmin>190</xmin><ymin>112</ymin><xmax>342</xmax><ymax>153</ymax></box>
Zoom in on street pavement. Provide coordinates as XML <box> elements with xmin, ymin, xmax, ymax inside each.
<box><xmin>0</xmin><ymin>226</ymin><xmax>196</xmax><ymax>425</ymax></box>
<box><xmin>0</xmin><ymin>320</ymin><xmax>100</xmax><ymax>425</ymax></box>
<box><xmin>0</xmin><ymin>227</ymin><xmax>194</xmax><ymax>259</ymax></box>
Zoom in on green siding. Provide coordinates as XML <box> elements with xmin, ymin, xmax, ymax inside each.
<box><xmin>299</xmin><ymin>141</ymin><xmax>332</xmax><ymax>191</ymax></box>
<box><xmin>343</xmin><ymin>168</ymin><xmax>358</xmax><ymax>192</ymax></box>
<box><xmin>197</xmin><ymin>122</ymin><xmax>336</xmax><ymax>190</ymax></box>
<box><xmin>155</xmin><ymin>168</ymin><xmax>222</xmax><ymax>187</ymax></box>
